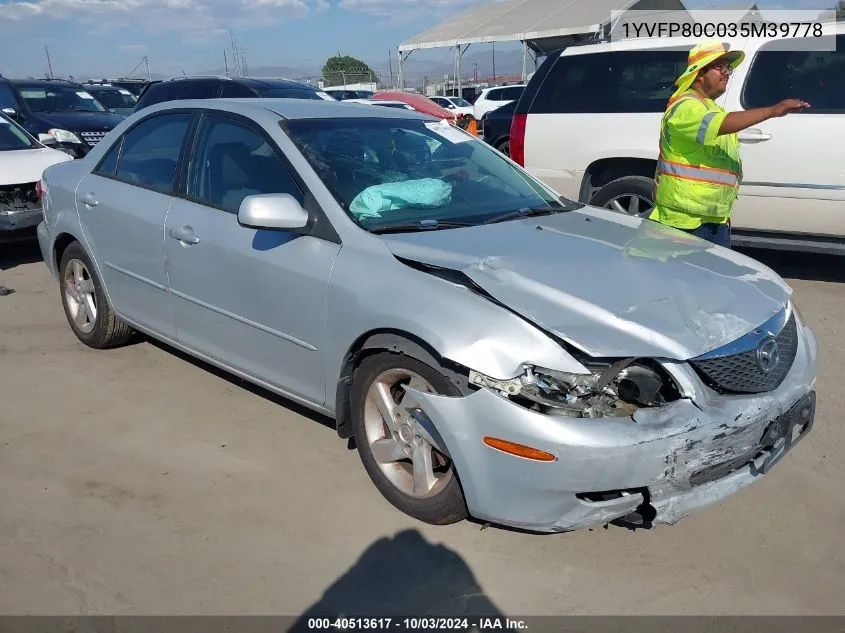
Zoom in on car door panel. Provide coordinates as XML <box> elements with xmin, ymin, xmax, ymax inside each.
<box><xmin>727</xmin><ymin>34</ymin><xmax>845</xmax><ymax>237</ymax></box>
<box><xmin>164</xmin><ymin>113</ymin><xmax>340</xmax><ymax>404</ymax></box>
<box><xmin>75</xmin><ymin>111</ymin><xmax>193</xmax><ymax>338</ymax></box>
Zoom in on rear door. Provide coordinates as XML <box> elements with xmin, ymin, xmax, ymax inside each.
<box><xmin>163</xmin><ymin>111</ymin><xmax>341</xmax><ymax>404</ymax></box>
<box><xmin>75</xmin><ymin>110</ymin><xmax>194</xmax><ymax>337</ymax></box>
<box><xmin>726</xmin><ymin>33</ymin><xmax>845</xmax><ymax>239</ymax></box>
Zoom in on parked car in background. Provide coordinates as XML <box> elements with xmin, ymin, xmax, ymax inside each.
<box><xmin>371</xmin><ymin>90</ymin><xmax>456</xmax><ymax>121</ymax></box>
<box><xmin>481</xmin><ymin>99</ymin><xmax>516</xmax><ymax>156</ymax></box>
<box><xmin>473</xmin><ymin>84</ymin><xmax>525</xmax><ymax>120</ymax></box>
<box><xmin>83</xmin><ymin>83</ymin><xmax>139</xmax><ymax>118</ymax></box>
<box><xmin>324</xmin><ymin>89</ymin><xmax>374</xmax><ymax>101</ymax></box>
<box><xmin>0</xmin><ymin>78</ymin><xmax>124</xmax><ymax>158</ymax></box>
<box><xmin>37</xmin><ymin>97</ymin><xmax>818</xmax><ymax>534</ymax></box>
<box><xmin>430</xmin><ymin>96</ymin><xmax>474</xmax><ymax>117</ymax></box>
<box><xmin>512</xmin><ymin>23</ymin><xmax>845</xmax><ymax>254</ymax></box>
<box><xmin>344</xmin><ymin>98</ymin><xmax>416</xmax><ymax>110</ymax></box>
<box><xmin>133</xmin><ymin>76</ymin><xmax>334</xmax><ymax>112</ymax></box>
<box><xmin>0</xmin><ymin>110</ymin><xmax>72</xmax><ymax>240</ymax></box>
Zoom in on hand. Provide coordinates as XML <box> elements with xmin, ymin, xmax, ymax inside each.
<box><xmin>770</xmin><ymin>99</ymin><xmax>811</xmax><ymax>117</ymax></box>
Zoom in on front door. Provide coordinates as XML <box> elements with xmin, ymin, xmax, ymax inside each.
<box><xmin>75</xmin><ymin>111</ymin><xmax>194</xmax><ymax>338</ymax></box>
<box><xmin>164</xmin><ymin>112</ymin><xmax>341</xmax><ymax>405</ymax></box>
<box><xmin>728</xmin><ymin>34</ymin><xmax>845</xmax><ymax>237</ymax></box>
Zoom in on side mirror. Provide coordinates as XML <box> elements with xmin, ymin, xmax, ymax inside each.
<box><xmin>238</xmin><ymin>193</ymin><xmax>309</xmax><ymax>231</ymax></box>
<box><xmin>2</xmin><ymin>107</ymin><xmax>18</xmax><ymax>119</ymax></box>
<box><xmin>38</xmin><ymin>133</ymin><xmax>57</xmax><ymax>146</ymax></box>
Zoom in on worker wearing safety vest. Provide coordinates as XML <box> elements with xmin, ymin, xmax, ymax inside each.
<box><xmin>649</xmin><ymin>40</ymin><xmax>810</xmax><ymax>248</ymax></box>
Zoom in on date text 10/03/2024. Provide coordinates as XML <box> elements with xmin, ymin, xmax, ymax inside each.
<box><xmin>306</xmin><ymin>617</ymin><xmax>529</xmax><ymax>630</ymax></box>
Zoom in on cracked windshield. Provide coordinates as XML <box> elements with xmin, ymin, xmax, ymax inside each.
<box><xmin>284</xmin><ymin>117</ymin><xmax>566</xmax><ymax>230</ymax></box>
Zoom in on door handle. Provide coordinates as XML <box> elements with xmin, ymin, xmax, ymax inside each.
<box><xmin>78</xmin><ymin>192</ymin><xmax>98</xmax><ymax>207</ymax></box>
<box><xmin>168</xmin><ymin>225</ymin><xmax>200</xmax><ymax>245</ymax></box>
<box><xmin>738</xmin><ymin>128</ymin><xmax>772</xmax><ymax>143</ymax></box>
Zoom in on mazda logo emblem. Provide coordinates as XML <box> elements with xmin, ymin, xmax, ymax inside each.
<box><xmin>756</xmin><ymin>337</ymin><xmax>780</xmax><ymax>374</ymax></box>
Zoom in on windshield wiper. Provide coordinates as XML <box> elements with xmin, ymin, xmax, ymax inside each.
<box><xmin>368</xmin><ymin>219</ymin><xmax>474</xmax><ymax>234</ymax></box>
<box><xmin>482</xmin><ymin>200</ymin><xmax>584</xmax><ymax>225</ymax></box>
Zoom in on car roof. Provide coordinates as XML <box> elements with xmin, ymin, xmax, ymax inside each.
<box><xmin>141</xmin><ymin>97</ymin><xmax>435</xmax><ymax>121</ymax></box>
<box><xmin>8</xmin><ymin>79</ymin><xmax>81</xmax><ymax>88</ymax></box>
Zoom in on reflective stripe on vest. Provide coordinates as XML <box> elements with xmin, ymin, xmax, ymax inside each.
<box><xmin>657</xmin><ymin>158</ymin><xmax>739</xmax><ymax>187</ymax></box>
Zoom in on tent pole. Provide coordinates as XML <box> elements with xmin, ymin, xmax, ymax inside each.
<box><xmin>522</xmin><ymin>40</ymin><xmax>528</xmax><ymax>81</ymax></box>
<box><xmin>456</xmin><ymin>45</ymin><xmax>461</xmax><ymax>101</ymax></box>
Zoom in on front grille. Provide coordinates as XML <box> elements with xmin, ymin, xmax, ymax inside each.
<box><xmin>690</xmin><ymin>312</ymin><xmax>798</xmax><ymax>394</ymax></box>
<box><xmin>80</xmin><ymin>131</ymin><xmax>107</xmax><ymax>146</ymax></box>
<box><xmin>0</xmin><ymin>182</ymin><xmax>40</xmax><ymax>215</ymax></box>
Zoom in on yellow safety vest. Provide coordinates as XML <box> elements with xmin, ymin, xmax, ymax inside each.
<box><xmin>649</xmin><ymin>90</ymin><xmax>742</xmax><ymax>230</ymax></box>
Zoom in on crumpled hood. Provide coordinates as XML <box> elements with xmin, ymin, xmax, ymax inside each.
<box><xmin>380</xmin><ymin>207</ymin><xmax>792</xmax><ymax>360</ymax></box>
<box><xmin>0</xmin><ymin>147</ymin><xmax>73</xmax><ymax>186</ymax></box>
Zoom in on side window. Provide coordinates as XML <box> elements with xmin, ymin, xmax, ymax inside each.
<box><xmin>486</xmin><ymin>89</ymin><xmax>503</xmax><ymax>102</ymax></box>
<box><xmin>136</xmin><ymin>82</ymin><xmax>179</xmax><ymax>109</ymax></box>
<box><xmin>94</xmin><ymin>137</ymin><xmax>122</xmax><ymax>176</ymax></box>
<box><xmin>114</xmin><ymin>113</ymin><xmax>192</xmax><ymax>193</ymax></box>
<box><xmin>178</xmin><ymin>80</ymin><xmax>220</xmax><ymax>100</ymax></box>
<box><xmin>220</xmin><ymin>82</ymin><xmax>255</xmax><ymax>98</ymax></box>
<box><xmin>502</xmin><ymin>86</ymin><xmax>524</xmax><ymax>101</ymax></box>
<box><xmin>187</xmin><ymin>115</ymin><xmax>303</xmax><ymax>213</ymax></box>
<box><xmin>531</xmin><ymin>50</ymin><xmax>689</xmax><ymax>114</ymax></box>
<box><xmin>742</xmin><ymin>34</ymin><xmax>845</xmax><ymax>112</ymax></box>
<box><xmin>0</xmin><ymin>83</ymin><xmax>19</xmax><ymax>110</ymax></box>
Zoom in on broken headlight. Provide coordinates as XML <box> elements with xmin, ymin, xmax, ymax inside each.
<box><xmin>469</xmin><ymin>359</ymin><xmax>680</xmax><ymax>418</ymax></box>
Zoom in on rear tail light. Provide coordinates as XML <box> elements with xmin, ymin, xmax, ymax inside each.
<box><xmin>509</xmin><ymin>113</ymin><xmax>526</xmax><ymax>166</ymax></box>
<box><xmin>35</xmin><ymin>180</ymin><xmax>43</xmax><ymax>199</ymax></box>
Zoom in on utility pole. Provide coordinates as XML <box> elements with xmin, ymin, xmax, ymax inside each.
<box><xmin>144</xmin><ymin>55</ymin><xmax>150</xmax><ymax>81</ymax></box>
<box><xmin>224</xmin><ymin>49</ymin><xmax>229</xmax><ymax>77</ymax></box>
<box><xmin>492</xmin><ymin>41</ymin><xmax>496</xmax><ymax>81</ymax></box>
<box><xmin>45</xmin><ymin>46</ymin><xmax>54</xmax><ymax>79</ymax></box>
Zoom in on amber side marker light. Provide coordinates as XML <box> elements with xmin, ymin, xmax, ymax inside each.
<box><xmin>483</xmin><ymin>437</ymin><xmax>557</xmax><ymax>462</ymax></box>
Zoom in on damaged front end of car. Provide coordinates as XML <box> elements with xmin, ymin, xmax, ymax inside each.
<box><xmin>397</xmin><ymin>301</ymin><xmax>818</xmax><ymax>534</ymax></box>
<box><xmin>468</xmin><ymin>357</ymin><xmax>681</xmax><ymax>420</ymax></box>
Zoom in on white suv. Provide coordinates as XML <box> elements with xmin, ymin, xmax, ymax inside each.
<box><xmin>473</xmin><ymin>84</ymin><xmax>526</xmax><ymax>120</ymax></box>
<box><xmin>510</xmin><ymin>23</ymin><xmax>845</xmax><ymax>254</ymax></box>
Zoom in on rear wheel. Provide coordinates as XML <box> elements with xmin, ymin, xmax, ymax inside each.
<box><xmin>590</xmin><ymin>175</ymin><xmax>656</xmax><ymax>219</ymax></box>
<box><xmin>496</xmin><ymin>138</ymin><xmax>510</xmax><ymax>157</ymax></box>
<box><xmin>350</xmin><ymin>352</ymin><xmax>467</xmax><ymax>525</ymax></box>
<box><xmin>59</xmin><ymin>241</ymin><xmax>134</xmax><ymax>349</ymax></box>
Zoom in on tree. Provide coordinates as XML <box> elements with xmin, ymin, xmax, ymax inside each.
<box><xmin>322</xmin><ymin>54</ymin><xmax>376</xmax><ymax>86</ymax></box>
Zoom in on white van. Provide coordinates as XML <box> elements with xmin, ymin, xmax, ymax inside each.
<box><xmin>510</xmin><ymin>22</ymin><xmax>845</xmax><ymax>254</ymax></box>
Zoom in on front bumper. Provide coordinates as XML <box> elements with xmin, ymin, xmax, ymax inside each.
<box><xmin>0</xmin><ymin>207</ymin><xmax>43</xmax><ymax>235</ymax></box>
<box><xmin>404</xmin><ymin>312</ymin><xmax>819</xmax><ymax>533</ymax></box>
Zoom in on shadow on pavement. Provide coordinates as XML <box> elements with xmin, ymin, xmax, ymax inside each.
<box><xmin>737</xmin><ymin>247</ymin><xmax>845</xmax><ymax>284</ymax></box>
<box><xmin>287</xmin><ymin>529</ymin><xmax>504</xmax><ymax>631</ymax></box>
<box><xmin>0</xmin><ymin>237</ymin><xmax>43</xmax><ymax>271</ymax></box>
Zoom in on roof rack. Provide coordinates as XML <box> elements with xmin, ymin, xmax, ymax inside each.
<box><xmin>164</xmin><ymin>74</ymin><xmax>234</xmax><ymax>81</ymax></box>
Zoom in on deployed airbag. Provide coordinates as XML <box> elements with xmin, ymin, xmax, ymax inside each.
<box><xmin>349</xmin><ymin>178</ymin><xmax>452</xmax><ymax>220</ymax></box>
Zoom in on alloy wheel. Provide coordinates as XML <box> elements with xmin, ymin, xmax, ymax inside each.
<box><xmin>604</xmin><ymin>193</ymin><xmax>654</xmax><ymax>218</ymax></box>
<box><xmin>63</xmin><ymin>258</ymin><xmax>97</xmax><ymax>334</ymax></box>
<box><xmin>362</xmin><ymin>368</ymin><xmax>453</xmax><ymax>499</ymax></box>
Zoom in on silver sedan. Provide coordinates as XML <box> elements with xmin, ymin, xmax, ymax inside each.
<box><xmin>37</xmin><ymin>98</ymin><xmax>819</xmax><ymax>533</ymax></box>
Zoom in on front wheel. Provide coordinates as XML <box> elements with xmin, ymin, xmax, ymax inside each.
<box><xmin>590</xmin><ymin>175</ymin><xmax>656</xmax><ymax>219</ymax></box>
<box><xmin>350</xmin><ymin>352</ymin><xmax>468</xmax><ymax>525</ymax></box>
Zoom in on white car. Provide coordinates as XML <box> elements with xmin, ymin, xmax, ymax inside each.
<box><xmin>430</xmin><ymin>96</ymin><xmax>474</xmax><ymax>117</ymax></box>
<box><xmin>473</xmin><ymin>84</ymin><xmax>526</xmax><ymax>120</ymax></box>
<box><xmin>0</xmin><ymin>112</ymin><xmax>73</xmax><ymax>239</ymax></box>
<box><xmin>511</xmin><ymin>22</ymin><xmax>845</xmax><ymax>254</ymax></box>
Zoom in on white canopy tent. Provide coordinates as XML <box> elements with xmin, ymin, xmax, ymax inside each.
<box><xmin>396</xmin><ymin>0</ymin><xmax>761</xmax><ymax>92</ymax></box>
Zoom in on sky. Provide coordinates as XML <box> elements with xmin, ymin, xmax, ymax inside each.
<box><xmin>0</xmin><ymin>0</ymin><xmax>833</xmax><ymax>80</ymax></box>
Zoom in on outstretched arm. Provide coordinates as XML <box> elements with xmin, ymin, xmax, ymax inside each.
<box><xmin>718</xmin><ymin>99</ymin><xmax>810</xmax><ymax>135</ymax></box>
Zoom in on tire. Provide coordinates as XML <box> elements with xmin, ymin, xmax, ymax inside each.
<box><xmin>496</xmin><ymin>138</ymin><xmax>510</xmax><ymax>157</ymax></box>
<box><xmin>590</xmin><ymin>175</ymin><xmax>656</xmax><ymax>219</ymax></box>
<box><xmin>350</xmin><ymin>352</ymin><xmax>468</xmax><ymax>525</ymax></box>
<box><xmin>59</xmin><ymin>241</ymin><xmax>134</xmax><ymax>349</ymax></box>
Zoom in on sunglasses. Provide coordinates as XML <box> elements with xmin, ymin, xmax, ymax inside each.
<box><xmin>704</xmin><ymin>61</ymin><xmax>733</xmax><ymax>75</ymax></box>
